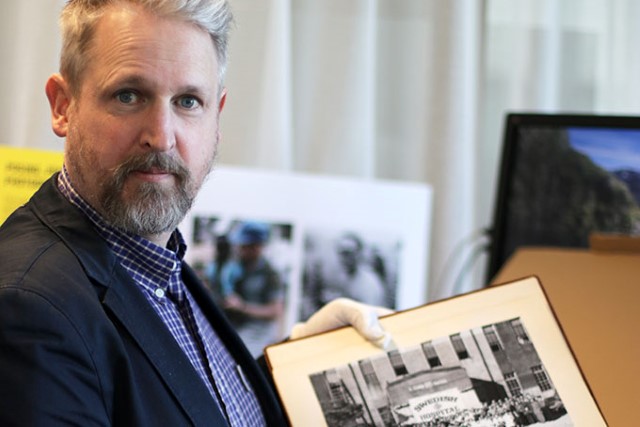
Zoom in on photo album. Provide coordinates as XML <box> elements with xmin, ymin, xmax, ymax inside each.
<box><xmin>265</xmin><ymin>276</ymin><xmax>607</xmax><ymax>427</ymax></box>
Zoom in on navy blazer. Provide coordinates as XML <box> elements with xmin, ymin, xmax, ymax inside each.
<box><xmin>0</xmin><ymin>175</ymin><xmax>287</xmax><ymax>426</ymax></box>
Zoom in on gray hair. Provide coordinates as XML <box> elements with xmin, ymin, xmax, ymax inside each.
<box><xmin>59</xmin><ymin>0</ymin><xmax>233</xmax><ymax>96</ymax></box>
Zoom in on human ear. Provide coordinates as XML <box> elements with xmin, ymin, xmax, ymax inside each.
<box><xmin>218</xmin><ymin>88</ymin><xmax>227</xmax><ymax>114</ymax></box>
<box><xmin>215</xmin><ymin>88</ymin><xmax>227</xmax><ymax>142</ymax></box>
<box><xmin>45</xmin><ymin>74</ymin><xmax>72</xmax><ymax>137</ymax></box>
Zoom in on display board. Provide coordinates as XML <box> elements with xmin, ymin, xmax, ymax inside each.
<box><xmin>180</xmin><ymin>166</ymin><xmax>433</xmax><ymax>352</ymax></box>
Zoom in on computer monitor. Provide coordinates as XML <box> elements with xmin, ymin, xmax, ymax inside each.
<box><xmin>486</xmin><ymin>113</ymin><xmax>640</xmax><ymax>282</ymax></box>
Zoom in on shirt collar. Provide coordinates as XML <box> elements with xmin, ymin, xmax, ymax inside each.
<box><xmin>57</xmin><ymin>166</ymin><xmax>188</xmax><ymax>296</ymax></box>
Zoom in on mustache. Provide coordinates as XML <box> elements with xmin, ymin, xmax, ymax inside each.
<box><xmin>112</xmin><ymin>152</ymin><xmax>190</xmax><ymax>183</ymax></box>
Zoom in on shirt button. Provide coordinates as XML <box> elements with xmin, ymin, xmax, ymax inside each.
<box><xmin>154</xmin><ymin>288</ymin><xmax>166</xmax><ymax>298</ymax></box>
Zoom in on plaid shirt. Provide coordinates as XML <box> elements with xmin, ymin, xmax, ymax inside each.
<box><xmin>57</xmin><ymin>167</ymin><xmax>265</xmax><ymax>427</ymax></box>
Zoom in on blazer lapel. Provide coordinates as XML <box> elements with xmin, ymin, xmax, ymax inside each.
<box><xmin>102</xmin><ymin>269</ymin><xmax>229</xmax><ymax>426</ymax></box>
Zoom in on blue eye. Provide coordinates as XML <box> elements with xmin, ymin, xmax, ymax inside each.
<box><xmin>179</xmin><ymin>96</ymin><xmax>199</xmax><ymax>109</ymax></box>
<box><xmin>116</xmin><ymin>91</ymin><xmax>138</xmax><ymax>104</ymax></box>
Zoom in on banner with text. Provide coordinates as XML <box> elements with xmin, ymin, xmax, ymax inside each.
<box><xmin>409</xmin><ymin>389</ymin><xmax>463</xmax><ymax>422</ymax></box>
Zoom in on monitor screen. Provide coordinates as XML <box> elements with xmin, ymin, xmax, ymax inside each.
<box><xmin>486</xmin><ymin>113</ymin><xmax>640</xmax><ymax>282</ymax></box>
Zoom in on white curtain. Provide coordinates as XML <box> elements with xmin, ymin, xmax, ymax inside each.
<box><xmin>2</xmin><ymin>0</ymin><xmax>640</xmax><ymax>302</ymax></box>
<box><xmin>0</xmin><ymin>1</ymin><xmax>64</xmax><ymax>152</ymax></box>
<box><xmin>204</xmin><ymin>0</ymin><xmax>484</xmax><ymax>302</ymax></box>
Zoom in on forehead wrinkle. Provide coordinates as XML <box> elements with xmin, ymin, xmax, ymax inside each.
<box><xmin>86</xmin><ymin>5</ymin><xmax>218</xmax><ymax>97</ymax></box>
<box><xmin>89</xmin><ymin>56</ymin><xmax>218</xmax><ymax>107</ymax></box>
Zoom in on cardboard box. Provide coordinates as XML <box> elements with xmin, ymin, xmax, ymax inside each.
<box><xmin>492</xmin><ymin>247</ymin><xmax>640</xmax><ymax>426</ymax></box>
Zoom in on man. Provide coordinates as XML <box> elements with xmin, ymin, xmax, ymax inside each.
<box><xmin>0</xmin><ymin>1</ymin><xmax>391</xmax><ymax>425</ymax></box>
<box><xmin>217</xmin><ymin>221</ymin><xmax>285</xmax><ymax>357</ymax></box>
<box><xmin>325</xmin><ymin>233</ymin><xmax>388</xmax><ymax>307</ymax></box>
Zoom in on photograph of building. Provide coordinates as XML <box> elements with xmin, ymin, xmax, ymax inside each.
<box><xmin>309</xmin><ymin>317</ymin><xmax>571</xmax><ymax>426</ymax></box>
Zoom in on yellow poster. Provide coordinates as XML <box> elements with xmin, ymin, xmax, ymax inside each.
<box><xmin>0</xmin><ymin>145</ymin><xmax>63</xmax><ymax>224</ymax></box>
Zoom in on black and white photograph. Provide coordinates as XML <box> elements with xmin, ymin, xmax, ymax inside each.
<box><xmin>300</xmin><ymin>227</ymin><xmax>402</xmax><ymax>320</ymax></box>
<box><xmin>188</xmin><ymin>215</ymin><xmax>294</xmax><ymax>357</ymax></box>
<box><xmin>308</xmin><ymin>317</ymin><xmax>572</xmax><ymax>427</ymax></box>
<box><xmin>181</xmin><ymin>165</ymin><xmax>432</xmax><ymax>319</ymax></box>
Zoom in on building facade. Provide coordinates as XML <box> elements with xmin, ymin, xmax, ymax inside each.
<box><xmin>310</xmin><ymin>317</ymin><xmax>561</xmax><ymax>426</ymax></box>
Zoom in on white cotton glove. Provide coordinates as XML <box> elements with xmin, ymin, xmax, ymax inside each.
<box><xmin>290</xmin><ymin>298</ymin><xmax>395</xmax><ymax>349</ymax></box>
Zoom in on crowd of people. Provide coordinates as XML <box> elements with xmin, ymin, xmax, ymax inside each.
<box><xmin>411</xmin><ymin>393</ymin><xmax>567</xmax><ymax>427</ymax></box>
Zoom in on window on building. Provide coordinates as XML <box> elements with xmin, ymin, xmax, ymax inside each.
<box><xmin>359</xmin><ymin>359</ymin><xmax>381</xmax><ymax>391</ymax></box>
<box><xmin>328</xmin><ymin>380</ymin><xmax>348</xmax><ymax>405</ymax></box>
<box><xmin>421</xmin><ymin>341</ymin><xmax>442</xmax><ymax>367</ymax></box>
<box><xmin>510</xmin><ymin>318</ymin><xmax>530</xmax><ymax>344</ymax></box>
<box><xmin>532</xmin><ymin>364</ymin><xmax>553</xmax><ymax>391</ymax></box>
<box><xmin>378</xmin><ymin>406</ymin><xmax>394</xmax><ymax>426</ymax></box>
<box><xmin>388</xmin><ymin>350</ymin><xmax>408</xmax><ymax>376</ymax></box>
<box><xmin>482</xmin><ymin>325</ymin><xmax>502</xmax><ymax>352</ymax></box>
<box><xmin>450</xmin><ymin>333</ymin><xmax>469</xmax><ymax>359</ymax></box>
<box><xmin>504</xmin><ymin>372</ymin><xmax>522</xmax><ymax>397</ymax></box>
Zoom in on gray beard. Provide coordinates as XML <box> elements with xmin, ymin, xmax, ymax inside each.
<box><xmin>101</xmin><ymin>152</ymin><xmax>196</xmax><ymax>236</ymax></box>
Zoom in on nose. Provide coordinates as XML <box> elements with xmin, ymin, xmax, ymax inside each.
<box><xmin>140</xmin><ymin>103</ymin><xmax>176</xmax><ymax>152</ymax></box>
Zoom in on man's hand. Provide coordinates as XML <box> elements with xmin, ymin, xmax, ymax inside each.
<box><xmin>290</xmin><ymin>298</ymin><xmax>394</xmax><ymax>349</ymax></box>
